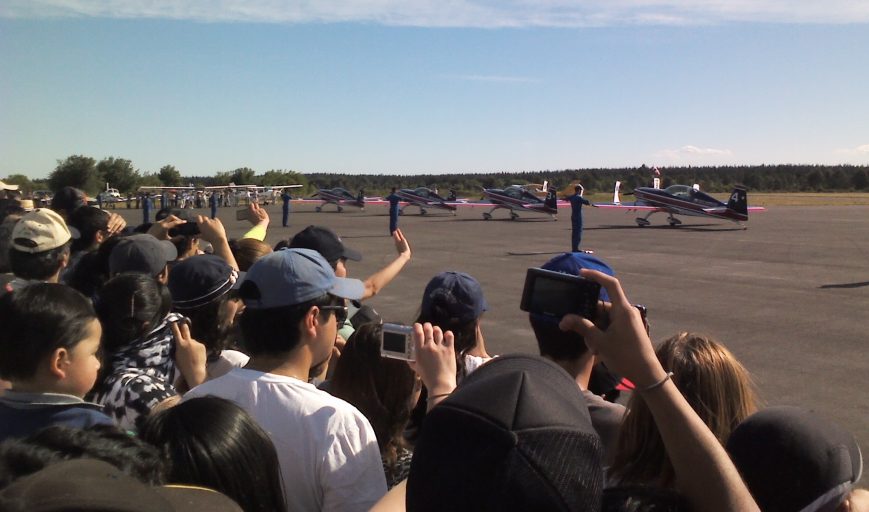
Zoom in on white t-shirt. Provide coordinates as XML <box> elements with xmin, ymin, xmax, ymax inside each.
<box><xmin>184</xmin><ymin>368</ymin><xmax>386</xmax><ymax>512</ymax></box>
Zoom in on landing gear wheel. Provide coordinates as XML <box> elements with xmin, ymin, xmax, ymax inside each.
<box><xmin>636</xmin><ymin>217</ymin><xmax>650</xmax><ymax>227</ymax></box>
<box><xmin>420</xmin><ymin>208</ymin><xmax>427</xmax><ymax>216</ymax></box>
<box><xmin>668</xmin><ymin>217</ymin><xmax>682</xmax><ymax>227</ymax></box>
<box><xmin>315</xmin><ymin>206</ymin><xmax>322</xmax><ymax>212</ymax></box>
<box><xmin>483</xmin><ymin>212</ymin><xmax>492</xmax><ymax>220</ymax></box>
<box><xmin>510</xmin><ymin>212</ymin><xmax>519</xmax><ymax>220</ymax></box>
<box><xmin>337</xmin><ymin>206</ymin><xmax>344</xmax><ymax>212</ymax></box>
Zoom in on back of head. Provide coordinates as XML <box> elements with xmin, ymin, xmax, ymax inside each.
<box><xmin>407</xmin><ymin>354</ymin><xmax>603</xmax><ymax>512</ymax></box>
<box><xmin>229</xmin><ymin>238</ymin><xmax>272</xmax><ymax>272</ymax></box>
<box><xmin>329</xmin><ymin>323</ymin><xmax>417</xmax><ymax>457</ymax></box>
<box><xmin>726</xmin><ymin>406</ymin><xmax>863</xmax><ymax>512</ymax></box>
<box><xmin>109</xmin><ymin>234</ymin><xmax>178</xmax><ymax>277</ymax></box>
<box><xmin>417</xmin><ymin>271</ymin><xmax>487</xmax><ymax>361</ymax></box>
<box><xmin>0</xmin><ymin>425</ymin><xmax>166</xmax><ymax>488</ymax></box>
<box><xmin>9</xmin><ymin>209</ymin><xmax>74</xmax><ymax>281</ymax></box>
<box><xmin>49</xmin><ymin>186</ymin><xmax>86</xmax><ymax>218</ymax></box>
<box><xmin>0</xmin><ymin>283</ymin><xmax>95</xmax><ymax>382</ymax></box>
<box><xmin>95</xmin><ymin>274</ymin><xmax>172</xmax><ymax>357</ymax></box>
<box><xmin>610</xmin><ymin>332</ymin><xmax>757</xmax><ymax>487</ymax></box>
<box><xmin>67</xmin><ymin>206</ymin><xmax>109</xmax><ymax>253</ymax></box>
<box><xmin>139</xmin><ymin>396</ymin><xmax>287</xmax><ymax>512</ymax></box>
<box><xmin>530</xmin><ymin>253</ymin><xmax>614</xmax><ymax>361</ymax></box>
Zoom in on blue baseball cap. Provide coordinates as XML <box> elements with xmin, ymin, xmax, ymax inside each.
<box><xmin>240</xmin><ymin>248</ymin><xmax>365</xmax><ymax>309</ymax></box>
<box><xmin>541</xmin><ymin>253</ymin><xmax>614</xmax><ymax>302</ymax></box>
<box><xmin>420</xmin><ymin>271</ymin><xmax>488</xmax><ymax>325</ymax></box>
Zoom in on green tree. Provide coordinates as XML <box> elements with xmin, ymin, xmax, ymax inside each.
<box><xmin>137</xmin><ymin>173</ymin><xmax>163</xmax><ymax>188</ymax></box>
<box><xmin>230</xmin><ymin>167</ymin><xmax>256</xmax><ymax>185</ymax></box>
<box><xmin>157</xmin><ymin>165</ymin><xmax>182</xmax><ymax>187</ymax></box>
<box><xmin>851</xmin><ymin>169</ymin><xmax>869</xmax><ymax>191</ymax></box>
<box><xmin>96</xmin><ymin>157</ymin><xmax>140</xmax><ymax>194</ymax></box>
<box><xmin>3</xmin><ymin>174</ymin><xmax>34</xmax><ymax>194</ymax></box>
<box><xmin>48</xmin><ymin>155</ymin><xmax>100</xmax><ymax>194</ymax></box>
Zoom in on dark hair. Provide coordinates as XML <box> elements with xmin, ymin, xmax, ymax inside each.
<box><xmin>0</xmin><ymin>283</ymin><xmax>96</xmax><ymax>381</ymax></box>
<box><xmin>272</xmin><ymin>239</ymin><xmax>290</xmax><ymax>251</ymax></box>
<box><xmin>68</xmin><ymin>206</ymin><xmax>110</xmax><ymax>253</ymax></box>
<box><xmin>415</xmin><ymin>307</ymin><xmax>478</xmax><ymax>379</ymax></box>
<box><xmin>0</xmin><ymin>425</ymin><xmax>166</xmax><ymax>490</ymax></box>
<box><xmin>50</xmin><ymin>187</ymin><xmax>86</xmax><ymax>218</ymax></box>
<box><xmin>183</xmin><ymin>293</ymin><xmax>235</xmax><ymax>358</ymax></box>
<box><xmin>238</xmin><ymin>294</ymin><xmax>336</xmax><ymax>356</ymax></box>
<box><xmin>329</xmin><ymin>323</ymin><xmax>417</xmax><ymax>470</ymax></box>
<box><xmin>94</xmin><ymin>275</ymin><xmax>172</xmax><ymax>381</ymax></box>
<box><xmin>64</xmin><ymin>235</ymin><xmax>126</xmax><ymax>299</ymax></box>
<box><xmin>0</xmin><ymin>199</ymin><xmax>24</xmax><ymax>225</ymax></box>
<box><xmin>9</xmin><ymin>241</ymin><xmax>71</xmax><ymax>280</ymax></box>
<box><xmin>139</xmin><ymin>397</ymin><xmax>287</xmax><ymax>512</ymax></box>
<box><xmin>529</xmin><ymin>314</ymin><xmax>590</xmax><ymax>361</ymax></box>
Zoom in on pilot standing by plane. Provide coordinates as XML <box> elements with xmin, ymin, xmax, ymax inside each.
<box><xmin>281</xmin><ymin>189</ymin><xmax>292</xmax><ymax>227</ymax></box>
<box><xmin>566</xmin><ymin>183</ymin><xmax>596</xmax><ymax>252</ymax></box>
<box><xmin>386</xmin><ymin>187</ymin><xmax>401</xmax><ymax>235</ymax></box>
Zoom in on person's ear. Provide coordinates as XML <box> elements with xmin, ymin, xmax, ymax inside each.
<box><xmin>303</xmin><ymin>306</ymin><xmax>320</xmax><ymax>338</ymax></box>
<box><xmin>47</xmin><ymin>348</ymin><xmax>70</xmax><ymax>380</ymax></box>
<box><xmin>95</xmin><ymin>230</ymin><xmax>107</xmax><ymax>245</ymax></box>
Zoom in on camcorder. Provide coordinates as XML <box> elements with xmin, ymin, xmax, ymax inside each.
<box><xmin>519</xmin><ymin>267</ymin><xmax>601</xmax><ymax>321</ymax></box>
<box><xmin>380</xmin><ymin>323</ymin><xmax>415</xmax><ymax>361</ymax></box>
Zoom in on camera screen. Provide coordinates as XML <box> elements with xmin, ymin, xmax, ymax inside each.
<box><xmin>382</xmin><ymin>330</ymin><xmax>408</xmax><ymax>353</ymax></box>
<box><xmin>529</xmin><ymin>276</ymin><xmax>597</xmax><ymax>318</ymax></box>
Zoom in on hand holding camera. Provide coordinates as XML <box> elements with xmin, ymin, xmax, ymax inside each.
<box><xmin>382</xmin><ymin>322</ymin><xmax>456</xmax><ymax>409</ymax></box>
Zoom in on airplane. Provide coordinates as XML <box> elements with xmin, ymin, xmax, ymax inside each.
<box><xmin>595</xmin><ymin>181</ymin><xmax>764</xmax><ymax>228</ymax></box>
<box><xmin>394</xmin><ymin>187</ymin><xmax>457</xmax><ymax>215</ymax></box>
<box><xmin>311</xmin><ymin>187</ymin><xmax>366</xmax><ymax>212</ymax></box>
<box><xmin>480</xmin><ymin>184</ymin><xmax>558</xmax><ymax>220</ymax></box>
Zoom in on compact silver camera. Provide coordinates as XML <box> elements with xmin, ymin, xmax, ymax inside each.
<box><xmin>380</xmin><ymin>323</ymin><xmax>415</xmax><ymax>361</ymax></box>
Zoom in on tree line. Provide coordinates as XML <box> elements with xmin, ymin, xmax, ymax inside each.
<box><xmin>4</xmin><ymin>155</ymin><xmax>868</xmax><ymax>198</ymax></box>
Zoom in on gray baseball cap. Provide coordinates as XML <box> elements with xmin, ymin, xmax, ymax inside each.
<box><xmin>109</xmin><ymin>234</ymin><xmax>178</xmax><ymax>276</ymax></box>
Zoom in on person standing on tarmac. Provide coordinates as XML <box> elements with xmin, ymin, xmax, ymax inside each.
<box><xmin>209</xmin><ymin>191</ymin><xmax>219</xmax><ymax>219</ymax></box>
<box><xmin>386</xmin><ymin>187</ymin><xmax>401</xmax><ymax>235</ymax></box>
<box><xmin>142</xmin><ymin>193</ymin><xmax>152</xmax><ymax>224</ymax></box>
<box><xmin>566</xmin><ymin>184</ymin><xmax>596</xmax><ymax>253</ymax></box>
<box><xmin>281</xmin><ymin>189</ymin><xmax>292</xmax><ymax>227</ymax></box>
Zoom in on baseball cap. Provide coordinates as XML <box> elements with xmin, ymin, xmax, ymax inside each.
<box><xmin>109</xmin><ymin>234</ymin><xmax>178</xmax><ymax>276</ymax></box>
<box><xmin>289</xmin><ymin>225</ymin><xmax>362</xmax><ymax>264</ymax></box>
<box><xmin>726</xmin><ymin>406</ymin><xmax>863</xmax><ymax>512</ymax></box>
<box><xmin>169</xmin><ymin>254</ymin><xmax>240</xmax><ymax>310</ymax></box>
<box><xmin>541</xmin><ymin>252</ymin><xmax>614</xmax><ymax>302</ymax></box>
<box><xmin>239</xmin><ymin>248</ymin><xmax>364</xmax><ymax>309</ymax></box>
<box><xmin>407</xmin><ymin>354</ymin><xmax>603</xmax><ymax>511</ymax></box>
<box><xmin>11</xmin><ymin>208</ymin><xmax>77</xmax><ymax>254</ymax></box>
<box><xmin>0</xmin><ymin>458</ymin><xmax>242</xmax><ymax>511</ymax></box>
<box><xmin>420</xmin><ymin>271</ymin><xmax>488</xmax><ymax>325</ymax></box>
<box><xmin>0</xmin><ymin>180</ymin><xmax>20</xmax><ymax>191</ymax></box>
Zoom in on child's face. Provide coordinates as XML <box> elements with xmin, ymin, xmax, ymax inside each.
<box><xmin>60</xmin><ymin>319</ymin><xmax>102</xmax><ymax>398</ymax></box>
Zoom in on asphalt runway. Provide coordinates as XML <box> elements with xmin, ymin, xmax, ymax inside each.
<box><xmin>118</xmin><ymin>201</ymin><xmax>869</xmax><ymax>468</ymax></box>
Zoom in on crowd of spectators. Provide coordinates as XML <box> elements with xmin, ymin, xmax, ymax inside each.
<box><xmin>0</xmin><ymin>189</ymin><xmax>865</xmax><ymax>512</ymax></box>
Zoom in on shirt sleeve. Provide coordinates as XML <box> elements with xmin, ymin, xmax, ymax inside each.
<box><xmin>241</xmin><ymin>224</ymin><xmax>267</xmax><ymax>241</ymax></box>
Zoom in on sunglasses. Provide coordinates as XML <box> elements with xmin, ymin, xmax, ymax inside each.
<box><xmin>320</xmin><ymin>305</ymin><xmax>349</xmax><ymax>324</ymax></box>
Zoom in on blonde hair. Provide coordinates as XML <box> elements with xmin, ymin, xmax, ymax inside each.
<box><xmin>609</xmin><ymin>332</ymin><xmax>759</xmax><ymax>488</ymax></box>
<box><xmin>230</xmin><ymin>238</ymin><xmax>272</xmax><ymax>272</ymax></box>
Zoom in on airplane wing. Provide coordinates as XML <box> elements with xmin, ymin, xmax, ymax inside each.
<box><xmin>594</xmin><ymin>203</ymin><xmax>663</xmax><ymax>211</ymax></box>
<box><xmin>138</xmin><ymin>186</ymin><xmax>195</xmax><ymax>191</ymax></box>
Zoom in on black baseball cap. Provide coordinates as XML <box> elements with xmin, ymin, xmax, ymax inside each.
<box><xmin>289</xmin><ymin>225</ymin><xmax>361</xmax><ymax>264</ymax></box>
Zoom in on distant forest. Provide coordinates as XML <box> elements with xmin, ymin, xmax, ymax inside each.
<box><xmin>304</xmin><ymin>164</ymin><xmax>869</xmax><ymax>196</ymax></box>
<box><xmin>6</xmin><ymin>157</ymin><xmax>869</xmax><ymax>198</ymax></box>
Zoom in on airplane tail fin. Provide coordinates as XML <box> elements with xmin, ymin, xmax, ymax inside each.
<box><xmin>727</xmin><ymin>188</ymin><xmax>748</xmax><ymax>217</ymax></box>
<box><xmin>541</xmin><ymin>180</ymin><xmax>548</xmax><ymax>193</ymax></box>
<box><xmin>613</xmin><ymin>181</ymin><xmax>621</xmax><ymax>205</ymax></box>
<box><xmin>545</xmin><ymin>189</ymin><xmax>558</xmax><ymax>210</ymax></box>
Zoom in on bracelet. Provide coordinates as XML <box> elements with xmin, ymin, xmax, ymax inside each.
<box><xmin>638</xmin><ymin>372</ymin><xmax>673</xmax><ymax>393</ymax></box>
<box><xmin>427</xmin><ymin>392</ymin><xmax>452</xmax><ymax>401</ymax></box>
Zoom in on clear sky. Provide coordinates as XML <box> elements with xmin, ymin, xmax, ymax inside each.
<box><xmin>2</xmin><ymin>1</ymin><xmax>868</xmax><ymax>178</ymax></box>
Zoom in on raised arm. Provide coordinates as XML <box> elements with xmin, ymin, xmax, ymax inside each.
<box><xmin>196</xmin><ymin>216</ymin><xmax>239</xmax><ymax>271</ymax></box>
<box><xmin>560</xmin><ymin>270</ymin><xmax>759</xmax><ymax>512</ymax></box>
<box><xmin>360</xmin><ymin>228</ymin><xmax>411</xmax><ymax>300</ymax></box>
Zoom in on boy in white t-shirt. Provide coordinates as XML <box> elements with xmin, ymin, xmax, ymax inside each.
<box><xmin>184</xmin><ymin>248</ymin><xmax>386</xmax><ymax>511</ymax></box>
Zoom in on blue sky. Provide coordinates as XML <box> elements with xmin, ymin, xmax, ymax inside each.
<box><xmin>2</xmin><ymin>1</ymin><xmax>868</xmax><ymax>178</ymax></box>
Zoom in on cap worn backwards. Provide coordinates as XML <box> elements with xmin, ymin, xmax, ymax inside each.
<box><xmin>289</xmin><ymin>225</ymin><xmax>362</xmax><ymax>264</ymax></box>
<box><xmin>407</xmin><ymin>354</ymin><xmax>603</xmax><ymax>512</ymax></box>
<box><xmin>541</xmin><ymin>252</ymin><xmax>614</xmax><ymax>302</ymax></box>
<box><xmin>169</xmin><ymin>254</ymin><xmax>240</xmax><ymax>310</ymax></box>
<box><xmin>11</xmin><ymin>208</ymin><xmax>77</xmax><ymax>254</ymax></box>
<box><xmin>240</xmin><ymin>248</ymin><xmax>364</xmax><ymax>309</ymax></box>
<box><xmin>109</xmin><ymin>234</ymin><xmax>178</xmax><ymax>277</ymax></box>
<box><xmin>420</xmin><ymin>271</ymin><xmax>488</xmax><ymax>325</ymax></box>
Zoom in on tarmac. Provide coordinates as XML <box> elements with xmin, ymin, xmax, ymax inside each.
<box><xmin>117</xmin><ymin>201</ymin><xmax>869</xmax><ymax>469</ymax></box>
